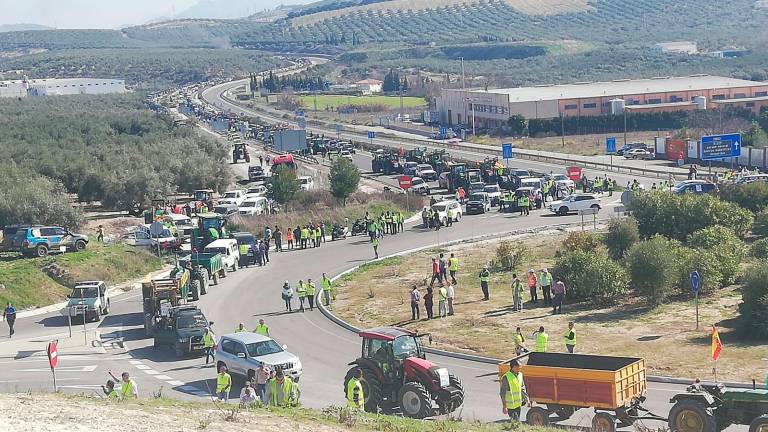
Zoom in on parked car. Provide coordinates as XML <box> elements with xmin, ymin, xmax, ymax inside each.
<box><xmin>248</xmin><ymin>166</ymin><xmax>266</xmax><ymax>183</ymax></box>
<box><xmin>238</xmin><ymin>197</ymin><xmax>268</xmax><ymax>216</ymax></box>
<box><xmin>465</xmin><ymin>192</ymin><xmax>491</xmax><ymax>214</ymax></box>
<box><xmin>509</xmin><ymin>168</ymin><xmax>531</xmax><ymax>178</ymax></box>
<box><xmin>416</xmin><ymin>164</ymin><xmax>438</xmax><ymax>181</ymax></box>
<box><xmin>402</xmin><ymin>162</ymin><xmax>419</xmax><ymax>176</ymax></box>
<box><xmin>431</xmin><ymin>200</ymin><xmax>463</xmax><ymax>224</ymax></box>
<box><xmin>61</xmin><ymin>281</ymin><xmax>110</xmax><ymax>322</ymax></box>
<box><xmin>213</xmin><ymin>204</ymin><xmax>239</xmax><ymax>218</ymax></box>
<box><xmin>616</xmin><ymin>142</ymin><xmax>648</xmax><ymax>156</ymax></box>
<box><xmin>215</xmin><ymin>332</ymin><xmax>303</xmax><ymax>382</ymax></box>
<box><xmin>519</xmin><ymin>177</ymin><xmax>543</xmax><ymax>193</ymax></box>
<box><xmin>11</xmin><ymin>226</ymin><xmax>89</xmax><ymax>258</ymax></box>
<box><xmin>483</xmin><ymin>185</ymin><xmax>503</xmax><ymax>206</ymax></box>
<box><xmin>246</xmin><ymin>185</ymin><xmax>268</xmax><ymax>197</ymax></box>
<box><xmin>408</xmin><ymin>177</ymin><xmax>431</xmax><ymax>195</ymax></box>
<box><xmin>125</xmin><ymin>227</ymin><xmax>179</xmax><ymax>249</ymax></box>
<box><xmin>340</xmin><ymin>150</ymin><xmax>354</xmax><ymax>161</ymax></box>
<box><xmin>735</xmin><ymin>174</ymin><xmax>768</xmax><ymax>185</ymax></box>
<box><xmin>204</xmin><ymin>239</ymin><xmax>239</xmax><ymax>272</ymax></box>
<box><xmin>163</xmin><ymin>213</ymin><xmax>194</xmax><ymax>238</ymax></box>
<box><xmin>221</xmin><ymin>190</ymin><xmax>247</xmax><ymax>206</ymax></box>
<box><xmin>548</xmin><ymin>174</ymin><xmax>575</xmax><ymax>189</ymax></box>
<box><xmin>671</xmin><ymin>180</ymin><xmax>718</xmax><ymax>195</ymax></box>
<box><xmin>298</xmin><ymin>176</ymin><xmax>315</xmax><ymax>191</ymax></box>
<box><xmin>623</xmin><ymin>148</ymin><xmax>655</xmax><ymax>160</ymax></box>
<box><xmin>550</xmin><ymin>194</ymin><xmax>601</xmax><ymax>216</ymax></box>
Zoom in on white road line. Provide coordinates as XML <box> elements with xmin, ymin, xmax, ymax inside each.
<box><xmin>167</xmin><ymin>380</ymin><xmax>185</xmax><ymax>386</ymax></box>
<box><xmin>129</xmin><ymin>360</ymin><xmax>143</xmax><ymax>365</ymax></box>
<box><xmin>134</xmin><ymin>364</ymin><xmax>151</xmax><ymax>370</ymax></box>
<box><xmin>143</xmin><ymin>370</ymin><xmax>160</xmax><ymax>375</ymax></box>
<box><xmin>154</xmin><ymin>375</ymin><xmax>173</xmax><ymax>380</ymax></box>
<box><xmin>17</xmin><ymin>365</ymin><xmax>98</xmax><ymax>373</ymax></box>
<box><xmin>0</xmin><ymin>380</ymin><xmax>20</xmax><ymax>383</ymax></box>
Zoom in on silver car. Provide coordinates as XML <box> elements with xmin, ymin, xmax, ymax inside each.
<box><xmin>214</xmin><ymin>332</ymin><xmax>303</xmax><ymax>382</ymax></box>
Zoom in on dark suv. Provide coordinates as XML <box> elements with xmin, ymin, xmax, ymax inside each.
<box><xmin>12</xmin><ymin>226</ymin><xmax>89</xmax><ymax>257</ymax></box>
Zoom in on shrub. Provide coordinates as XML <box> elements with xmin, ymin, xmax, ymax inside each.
<box><xmin>603</xmin><ymin>217</ymin><xmax>640</xmax><ymax>259</ymax></box>
<box><xmin>625</xmin><ymin>236</ymin><xmax>682</xmax><ymax>306</ymax></box>
<box><xmin>753</xmin><ymin>209</ymin><xmax>768</xmax><ymax>237</ymax></box>
<box><xmin>676</xmin><ymin>248</ymin><xmax>724</xmax><ymax>295</ymax></box>
<box><xmin>750</xmin><ymin>238</ymin><xmax>768</xmax><ymax>259</ymax></box>
<box><xmin>687</xmin><ymin>226</ymin><xmax>744</xmax><ymax>285</ymax></box>
<box><xmin>561</xmin><ymin>231</ymin><xmax>603</xmax><ymax>253</ymax></box>
<box><xmin>552</xmin><ymin>249</ymin><xmax>629</xmax><ymax>304</ymax></box>
<box><xmin>268</xmin><ymin>166</ymin><xmax>302</xmax><ymax>209</ymax></box>
<box><xmin>720</xmin><ymin>182</ymin><xmax>768</xmax><ymax>213</ymax></box>
<box><xmin>738</xmin><ymin>263</ymin><xmax>768</xmax><ymax>338</ymax></box>
<box><xmin>492</xmin><ymin>241</ymin><xmax>528</xmax><ymax>272</ymax></box>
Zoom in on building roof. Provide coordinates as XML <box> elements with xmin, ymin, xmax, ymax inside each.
<box><xmin>355</xmin><ymin>79</ymin><xmax>383</xmax><ymax>85</ymax></box>
<box><xmin>464</xmin><ymin>75</ymin><xmax>767</xmax><ymax>103</ymax></box>
<box><xmin>624</xmin><ymin>101</ymin><xmax>697</xmax><ymax>110</ymax></box>
<box><xmin>712</xmin><ymin>95</ymin><xmax>768</xmax><ymax>104</ymax></box>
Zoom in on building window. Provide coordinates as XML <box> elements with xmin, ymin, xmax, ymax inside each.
<box><xmin>564</xmin><ymin>104</ymin><xmax>577</xmax><ymax>110</ymax></box>
<box><xmin>670</xmin><ymin>96</ymin><xmax>683</xmax><ymax>102</ymax></box>
<box><xmin>647</xmin><ymin>98</ymin><xmax>662</xmax><ymax>104</ymax></box>
<box><xmin>746</xmin><ymin>102</ymin><xmax>756</xmax><ymax>107</ymax></box>
<box><xmin>735</xmin><ymin>93</ymin><xmax>746</xmax><ymax>99</ymax></box>
<box><xmin>712</xmin><ymin>94</ymin><xmax>726</xmax><ymax>100</ymax></box>
<box><xmin>756</xmin><ymin>91</ymin><xmax>768</xmax><ymax>97</ymax></box>
<box><xmin>583</xmin><ymin>103</ymin><xmax>597</xmax><ymax>109</ymax></box>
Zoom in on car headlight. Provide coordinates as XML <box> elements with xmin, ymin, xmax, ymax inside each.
<box><xmin>178</xmin><ymin>337</ymin><xmax>190</xmax><ymax>343</ymax></box>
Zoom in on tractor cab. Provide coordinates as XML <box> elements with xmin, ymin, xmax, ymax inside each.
<box><xmin>233</xmin><ymin>143</ymin><xmax>250</xmax><ymax>164</ymax></box>
<box><xmin>191</xmin><ymin>214</ymin><xmax>228</xmax><ymax>250</ymax></box>
<box><xmin>192</xmin><ymin>189</ymin><xmax>215</xmax><ymax>212</ymax></box>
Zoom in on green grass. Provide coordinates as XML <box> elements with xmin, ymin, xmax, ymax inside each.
<box><xmin>300</xmin><ymin>94</ymin><xmax>427</xmax><ymax>110</ymax></box>
<box><xmin>0</xmin><ymin>244</ymin><xmax>161</xmax><ymax>309</ymax></box>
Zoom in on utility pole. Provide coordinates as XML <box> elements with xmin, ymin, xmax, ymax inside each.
<box><xmin>399</xmin><ymin>84</ymin><xmax>404</xmax><ymax>120</ymax></box>
<box><xmin>623</xmin><ymin>109</ymin><xmax>628</xmax><ymax>146</ymax></box>
<box><xmin>560</xmin><ymin>113</ymin><xmax>565</xmax><ymax>147</ymax></box>
<box><xmin>460</xmin><ymin>57</ymin><xmax>466</xmax><ymax>89</ymax></box>
<box><xmin>471</xmin><ymin>101</ymin><xmax>476</xmax><ymax>136</ymax></box>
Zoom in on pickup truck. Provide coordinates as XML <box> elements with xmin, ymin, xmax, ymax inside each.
<box><xmin>61</xmin><ymin>281</ymin><xmax>110</xmax><ymax>322</ymax></box>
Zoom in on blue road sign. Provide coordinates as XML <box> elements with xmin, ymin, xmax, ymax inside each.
<box><xmin>700</xmin><ymin>133</ymin><xmax>741</xmax><ymax>160</ymax></box>
<box><xmin>368</xmin><ymin>131</ymin><xmax>376</xmax><ymax>140</ymax></box>
<box><xmin>439</xmin><ymin>127</ymin><xmax>448</xmax><ymax>136</ymax></box>
<box><xmin>606</xmin><ymin>137</ymin><xmax>617</xmax><ymax>154</ymax></box>
<box><xmin>335</xmin><ymin>124</ymin><xmax>342</xmax><ymax>133</ymax></box>
<box><xmin>295</xmin><ymin>110</ymin><xmax>305</xmax><ymax>117</ymax></box>
<box><xmin>690</xmin><ymin>271</ymin><xmax>701</xmax><ymax>294</ymax></box>
<box><xmin>502</xmin><ymin>143</ymin><xmax>514</xmax><ymax>159</ymax></box>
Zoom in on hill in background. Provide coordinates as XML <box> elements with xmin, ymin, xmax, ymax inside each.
<box><xmin>0</xmin><ymin>23</ymin><xmax>53</xmax><ymax>33</ymax></box>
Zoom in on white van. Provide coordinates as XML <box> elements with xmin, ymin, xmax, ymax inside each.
<box><xmin>239</xmin><ymin>196</ymin><xmax>268</xmax><ymax>216</ymax></box>
<box><xmin>204</xmin><ymin>239</ymin><xmax>239</xmax><ymax>272</ymax></box>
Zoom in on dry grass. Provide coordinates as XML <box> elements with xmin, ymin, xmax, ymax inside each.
<box><xmin>471</xmin><ymin>131</ymin><xmax>660</xmax><ymax>156</ymax></box>
<box><xmin>332</xmin><ymin>232</ymin><xmax>767</xmax><ymax>383</ymax></box>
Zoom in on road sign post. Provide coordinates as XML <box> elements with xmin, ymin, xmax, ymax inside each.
<box><xmin>399</xmin><ymin>176</ymin><xmax>413</xmax><ymax>212</ymax></box>
<box><xmin>606</xmin><ymin>137</ymin><xmax>617</xmax><ymax>168</ymax></box>
<box><xmin>502</xmin><ymin>143</ymin><xmax>513</xmax><ymax>168</ymax></box>
<box><xmin>47</xmin><ymin>340</ymin><xmax>58</xmax><ymax>391</ymax></box>
<box><xmin>691</xmin><ymin>271</ymin><xmax>701</xmax><ymax>330</ymax></box>
<box><xmin>367</xmin><ymin>131</ymin><xmax>375</xmax><ymax>147</ymax></box>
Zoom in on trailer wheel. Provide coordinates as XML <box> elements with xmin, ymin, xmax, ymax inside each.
<box><xmin>526</xmin><ymin>406</ymin><xmax>550</xmax><ymax>426</ymax></box>
<box><xmin>749</xmin><ymin>415</ymin><xmax>768</xmax><ymax>432</ymax></box>
<box><xmin>668</xmin><ymin>400</ymin><xmax>716</xmax><ymax>432</ymax></box>
<box><xmin>592</xmin><ymin>412</ymin><xmax>616</xmax><ymax>432</ymax></box>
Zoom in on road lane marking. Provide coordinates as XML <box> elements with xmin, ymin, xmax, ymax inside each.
<box><xmin>143</xmin><ymin>370</ymin><xmax>160</xmax><ymax>375</ymax></box>
<box><xmin>154</xmin><ymin>375</ymin><xmax>172</xmax><ymax>380</ymax></box>
<box><xmin>129</xmin><ymin>360</ymin><xmax>143</xmax><ymax>365</ymax></box>
<box><xmin>167</xmin><ymin>380</ymin><xmax>185</xmax><ymax>386</ymax></box>
<box><xmin>134</xmin><ymin>364</ymin><xmax>151</xmax><ymax>370</ymax></box>
<box><xmin>18</xmin><ymin>365</ymin><xmax>97</xmax><ymax>372</ymax></box>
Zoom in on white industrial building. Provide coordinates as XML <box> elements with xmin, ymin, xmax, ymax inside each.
<box><xmin>655</xmin><ymin>41</ymin><xmax>698</xmax><ymax>55</ymax></box>
<box><xmin>0</xmin><ymin>78</ymin><xmax>127</xmax><ymax>98</ymax></box>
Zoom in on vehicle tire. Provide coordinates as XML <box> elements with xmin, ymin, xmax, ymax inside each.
<box><xmin>749</xmin><ymin>415</ymin><xmax>768</xmax><ymax>432</ymax></box>
<box><xmin>526</xmin><ymin>406</ymin><xmax>550</xmax><ymax>426</ymax></box>
<box><xmin>190</xmin><ymin>279</ymin><xmax>201</xmax><ymax>301</ymax></box>
<box><xmin>344</xmin><ymin>366</ymin><xmax>381</xmax><ymax>413</ymax></box>
<box><xmin>200</xmin><ymin>276</ymin><xmax>209</xmax><ymax>295</ymax></box>
<box><xmin>92</xmin><ymin>309</ymin><xmax>101</xmax><ymax>322</ymax></box>
<box><xmin>212</xmin><ymin>271</ymin><xmax>220</xmax><ymax>285</ymax></box>
<box><xmin>398</xmin><ymin>381</ymin><xmax>433</xmax><ymax>419</ymax></box>
<box><xmin>456</xmin><ymin>213</ymin><xmax>461</xmax><ymax>221</ymax></box>
<box><xmin>592</xmin><ymin>412</ymin><xmax>616</xmax><ymax>432</ymax></box>
<box><xmin>448</xmin><ymin>373</ymin><xmax>464</xmax><ymax>411</ymax></box>
<box><xmin>247</xmin><ymin>369</ymin><xmax>256</xmax><ymax>384</ymax></box>
<box><xmin>232</xmin><ymin>262</ymin><xmax>238</xmax><ymax>272</ymax></box>
<box><xmin>35</xmin><ymin>244</ymin><xmax>49</xmax><ymax>258</ymax></box>
<box><xmin>668</xmin><ymin>400</ymin><xmax>717</xmax><ymax>432</ymax></box>
<box><xmin>104</xmin><ymin>300</ymin><xmax>110</xmax><ymax>314</ymax></box>
<box><xmin>174</xmin><ymin>342</ymin><xmax>185</xmax><ymax>358</ymax></box>
<box><xmin>74</xmin><ymin>240</ymin><xmax>86</xmax><ymax>252</ymax></box>
<box><xmin>558</xmin><ymin>207</ymin><xmax>569</xmax><ymax>216</ymax></box>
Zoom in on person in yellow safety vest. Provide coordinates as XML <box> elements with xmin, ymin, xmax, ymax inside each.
<box><xmin>266</xmin><ymin>369</ymin><xmax>300</xmax><ymax>407</ymax></box>
<box><xmin>308</xmin><ymin>227</ymin><xmax>317</xmax><ymax>248</ymax></box>
<box><xmin>513</xmin><ymin>327</ymin><xmax>528</xmax><ymax>355</ymax></box>
<box><xmin>216</xmin><ymin>364</ymin><xmax>232</xmax><ymax>401</ymax></box>
<box><xmin>235</xmin><ymin>323</ymin><xmax>248</xmax><ymax>333</ymax></box>
<box><xmin>314</xmin><ymin>226</ymin><xmax>322</xmax><ymax>247</ymax></box>
<box><xmin>533</xmin><ymin>326</ymin><xmax>548</xmax><ymax>352</ymax></box>
<box><xmin>564</xmin><ymin>321</ymin><xmax>576</xmax><ymax>353</ymax></box>
<box><xmin>438</xmin><ymin>285</ymin><xmax>448</xmax><ymax>318</ymax></box>
<box><xmin>296</xmin><ymin>279</ymin><xmax>307</xmax><ymax>312</ymax></box>
<box><xmin>499</xmin><ymin>359</ymin><xmax>527</xmax><ymax>423</ymax></box>
<box><xmin>479</xmin><ymin>265</ymin><xmax>490</xmax><ymax>301</ymax></box>
<box><xmin>203</xmin><ymin>328</ymin><xmax>216</xmax><ymax>365</ymax></box>
<box><xmin>321</xmin><ymin>273</ymin><xmax>334</xmax><ymax>306</ymax></box>
<box><xmin>512</xmin><ymin>273</ymin><xmax>524</xmax><ymax>312</ymax></box>
<box><xmin>239</xmin><ymin>242</ymin><xmax>249</xmax><ymax>259</ymax></box>
<box><xmin>518</xmin><ymin>194</ymin><xmax>530</xmax><ymax>216</ymax></box>
<box><xmin>446</xmin><ymin>207</ymin><xmax>454</xmax><ymax>227</ymax></box>
<box><xmin>102</xmin><ymin>379</ymin><xmax>120</xmax><ymax>400</ymax></box>
<box><xmin>397</xmin><ymin>212</ymin><xmax>404</xmax><ymax>233</ymax></box>
<box><xmin>448</xmin><ymin>253</ymin><xmax>459</xmax><ymax>285</ymax></box>
<box><xmin>109</xmin><ymin>370</ymin><xmax>138</xmax><ymax>399</ymax></box>
<box><xmin>254</xmin><ymin>319</ymin><xmax>269</xmax><ymax>337</ymax></box>
<box><xmin>300</xmin><ymin>226</ymin><xmax>309</xmax><ymax>249</ymax></box>
<box><xmin>305</xmin><ymin>278</ymin><xmax>317</xmax><ymax>311</ymax></box>
<box><xmin>539</xmin><ymin>268</ymin><xmax>553</xmax><ymax>306</ymax></box>
<box><xmin>346</xmin><ymin>369</ymin><xmax>365</xmax><ymax>409</ymax></box>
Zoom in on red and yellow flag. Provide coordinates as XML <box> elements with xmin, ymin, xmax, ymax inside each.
<box><xmin>711</xmin><ymin>325</ymin><xmax>723</xmax><ymax>361</ymax></box>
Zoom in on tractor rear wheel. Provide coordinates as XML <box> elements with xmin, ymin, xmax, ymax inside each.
<box><xmin>668</xmin><ymin>400</ymin><xmax>716</xmax><ymax>432</ymax></box>
<box><xmin>344</xmin><ymin>366</ymin><xmax>381</xmax><ymax>413</ymax></box>
<box><xmin>398</xmin><ymin>381</ymin><xmax>433</xmax><ymax>419</ymax></box>
<box><xmin>190</xmin><ymin>279</ymin><xmax>200</xmax><ymax>301</ymax></box>
<box><xmin>749</xmin><ymin>415</ymin><xmax>768</xmax><ymax>432</ymax></box>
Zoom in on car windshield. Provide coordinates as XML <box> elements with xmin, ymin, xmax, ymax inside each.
<box><xmin>224</xmin><ymin>192</ymin><xmax>238</xmax><ymax>199</ymax></box>
<box><xmin>673</xmin><ymin>181</ymin><xmax>692</xmax><ymax>189</ymax></box>
<box><xmin>246</xmin><ymin>340</ymin><xmax>283</xmax><ymax>357</ymax></box>
<box><xmin>299</xmin><ymin>178</ymin><xmax>310</xmax><ymax>184</ymax></box>
<box><xmin>554</xmin><ymin>175</ymin><xmax>568</xmax><ymax>181</ymax></box>
<box><xmin>469</xmin><ymin>194</ymin><xmax>485</xmax><ymax>201</ymax></box>
<box><xmin>484</xmin><ymin>186</ymin><xmax>499</xmax><ymax>193</ymax></box>
<box><xmin>176</xmin><ymin>313</ymin><xmax>207</xmax><ymax>329</ymax></box>
<box><xmin>206</xmin><ymin>247</ymin><xmax>227</xmax><ymax>255</ymax></box>
<box><xmin>392</xmin><ymin>336</ymin><xmax>420</xmax><ymax>359</ymax></box>
<box><xmin>214</xmin><ymin>206</ymin><xmax>233</xmax><ymax>214</ymax></box>
<box><xmin>432</xmin><ymin>204</ymin><xmax>447</xmax><ymax>212</ymax></box>
<box><xmin>71</xmin><ymin>287</ymin><xmax>99</xmax><ymax>298</ymax></box>
<box><xmin>241</xmin><ymin>201</ymin><xmax>257</xmax><ymax>207</ymax></box>
<box><xmin>193</xmin><ymin>192</ymin><xmax>209</xmax><ymax>200</ymax></box>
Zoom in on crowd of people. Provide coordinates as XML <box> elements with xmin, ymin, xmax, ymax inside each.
<box><xmin>280</xmin><ymin>273</ymin><xmax>336</xmax><ymax>312</ymax></box>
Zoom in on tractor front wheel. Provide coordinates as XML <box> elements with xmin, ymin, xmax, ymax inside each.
<box><xmin>398</xmin><ymin>381</ymin><xmax>433</xmax><ymax>419</ymax></box>
<box><xmin>749</xmin><ymin>415</ymin><xmax>768</xmax><ymax>432</ymax></box>
<box><xmin>668</xmin><ymin>400</ymin><xmax>717</xmax><ymax>432</ymax></box>
<box><xmin>344</xmin><ymin>366</ymin><xmax>381</xmax><ymax>413</ymax></box>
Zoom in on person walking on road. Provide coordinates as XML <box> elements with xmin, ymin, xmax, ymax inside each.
<box><xmin>533</xmin><ymin>326</ymin><xmax>549</xmax><ymax>352</ymax></box>
<box><xmin>216</xmin><ymin>364</ymin><xmax>232</xmax><ymax>401</ymax></box>
<box><xmin>424</xmin><ymin>287</ymin><xmax>434</xmax><ymax>320</ymax></box>
<box><xmin>346</xmin><ymin>368</ymin><xmax>365</xmax><ymax>409</ymax></box>
<box><xmin>552</xmin><ymin>279</ymin><xmax>566</xmax><ymax>314</ymax></box>
<box><xmin>255</xmin><ymin>362</ymin><xmax>271</xmax><ymax>403</ymax></box>
<box><xmin>438</xmin><ymin>285</ymin><xmax>448</xmax><ymax>318</ymax></box>
<box><xmin>305</xmin><ymin>279</ymin><xmax>317</xmax><ymax>311</ymax></box>
<box><xmin>439</xmin><ymin>253</ymin><xmax>448</xmax><ymax>282</ymax></box>
<box><xmin>430</xmin><ymin>257</ymin><xmax>442</xmax><ymax>286</ymax></box>
<box><xmin>259</xmin><ymin>240</ymin><xmax>269</xmax><ymax>265</ymax></box>
<box><xmin>286</xmin><ymin>227</ymin><xmax>294</xmax><ymax>250</ymax></box>
<box><xmin>410</xmin><ymin>286</ymin><xmax>421</xmax><ymax>321</ymax></box>
<box><xmin>479</xmin><ymin>265</ymin><xmax>491</xmax><ymax>301</ymax></box>
<box><xmin>513</xmin><ymin>327</ymin><xmax>528</xmax><ymax>355</ymax></box>
<box><xmin>3</xmin><ymin>302</ymin><xmax>16</xmax><ymax>338</ymax></box>
<box><xmin>448</xmin><ymin>253</ymin><xmax>458</xmax><ymax>284</ymax></box>
<box><xmin>203</xmin><ymin>328</ymin><xmax>216</xmax><ymax>365</ymax></box>
<box><xmin>500</xmin><ymin>359</ymin><xmax>527</xmax><ymax>425</ymax></box>
<box><xmin>539</xmin><ymin>268</ymin><xmax>553</xmax><ymax>306</ymax></box>
<box><xmin>371</xmin><ymin>236</ymin><xmax>379</xmax><ymax>259</ymax></box>
<box><xmin>108</xmin><ymin>371</ymin><xmax>138</xmax><ymax>399</ymax></box>
<box><xmin>446</xmin><ymin>283</ymin><xmax>455</xmax><ymax>316</ymax></box>
<box><xmin>254</xmin><ymin>319</ymin><xmax>269</xmax><ymax>336</ymax></box>
<box><xmin>274</xmin><ymin>226</ymin><xmax>283</xmax><ymax>252</ymax></box>
<box><xmin>511</xmin><ymin>274</ymin><xmax>524</xmax><ymax>312</ymax></box>
<box><xmin>281</xmin><ymin>281</ymin><xmax>293</xmax><ymax>312</ymax></box>
<box><xmin>565</xmin><ymin>321</ymin><xmax>576</xmax><ymax>353</ymax></box>
<box><xmin>296</xmin><ymin>280</ymin><xmax>307</xmax><ymax>312</ymax></box>
<box><xmin>527</xmin><ymin>269</ymin><xmax>538</xmax><ymax>304</ymax></box>
<box><xmin>321</xmin><ymin>273</ymin><xmax>334</xmax><ymax>306</ymax></box>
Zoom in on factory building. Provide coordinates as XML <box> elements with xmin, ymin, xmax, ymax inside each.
<box><xmin>437</xmin><ymin>75</ymin><xmax>768</xmax><ymax>129</ymax></box>
<box><xmin>0</xmin><ymin>77</ymin><xmax>127</xmax><ymax>98</ymax></box>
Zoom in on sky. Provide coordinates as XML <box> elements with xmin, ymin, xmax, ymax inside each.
<box><xmin>0</xmin><ymin>0</ymin><xmax>293</xmax><ymax>29</ymax></box>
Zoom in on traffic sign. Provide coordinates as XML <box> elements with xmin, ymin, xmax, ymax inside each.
<box><xmin>606</xmin><ymin>137</ymin><xmax>617</xmax><ymax>154</ymax></box>
<box><xmin>700</xmin><ymin>133</ymin><xmax>741</xmax><ymax>160</ymax></box>
<box><xmin>367</xmin><ymin>131</ymin><xmax>376</xmax><ymax>140</ymax></box>
<box><xmin>690</xmin><ymin>271</ymin><xmax>701</xmax><ymax>294</ymax></box>
<box><xmin>294</xmin><ymin>110</ymin><xmax>305</xmax><ymax>117</ymax></box>
<box><xmin>502</xmin><ymin>143</ymin><xmax>513</xmax><ymax>159</ymax></box>
<box><xmin>439</xmin><ymin>127</ymin><xmax>448</xmax><ymax>136</ymax></box>
<box><xmin>47</xmin><ymin>340</ymin><xmax>58</xmax><ymax>369</ymax></box>
<box><xmin>398</xmin><ymin>175</ymin><xmax>413</xmax><ymax>190</ymax></box>
<box><xmin>335</xmin><ymin>124</ymin><xmax>342</xmax><ymax>133</ymax></box>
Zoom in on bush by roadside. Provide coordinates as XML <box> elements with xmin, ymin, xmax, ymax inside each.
<box><xmin>721</xmin><ymin>181</ymin><xmax>768</xmax><ymax>213</ymax></box>
<box><xmin>738</xmin><ymin>263</ymin><xmax>768</xmax><ymax>338</ymax></box>
<box><xmin>552</xmin><ymin>248</ymin><xmax>629</xmax><ymax>304</ymax></box>
<box><xmin>603</xmin><ymin>217</ymin><xmax>640</xmax><ymax>259</ymax></box>
<box><xmin>750</xmin><ymin>238</ymin><xmax>768</xmax><ymax>258</ymax></box>
<box><xmin>753</xmin><ymin>209</ymin><xmax>768</xmax><ymax>237</ymax></box>
<box><xmin>687</xmin><ymin>226</ymin><xmax>744</xmax><ymax>286</ymax></box>
<box><xmin>625</xmin><ymin>235</ymin><xmax>682</xmax><ymax>306</ymax></box>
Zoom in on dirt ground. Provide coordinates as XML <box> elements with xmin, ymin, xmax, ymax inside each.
<box><xmin>331</xmin><ymin>232</ymin><xmax>768</xmax><ymax>383</ymax></box>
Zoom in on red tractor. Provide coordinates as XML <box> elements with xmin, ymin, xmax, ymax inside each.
<box><xmin>343</xmin><ymin>327</ymin><xmax>464</xmax><ymax>418</ymax></box>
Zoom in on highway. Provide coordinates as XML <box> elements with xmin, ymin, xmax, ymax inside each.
<box><xmin>0</xmin><ymin>74</ymin><xmax>746</xmax><ymax>431</ymax></box>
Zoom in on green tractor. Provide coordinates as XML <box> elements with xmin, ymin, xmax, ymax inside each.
<box><xmin>405</xmin><ymin>147</ymin><xmax>427</xmax><ymax>164</ymax></box>
<box><xmin>668</xmin><ymin>382</ymin><xmax>768</xmax><ymax>432</ymax></box>
<box><xmin>190</xmin><ymin>214</ymin><xmax>228</xmax><ymax>251</ymax></box>
<box><xmin>372</xmin><ymin>151</ymin><xmax>402</xmax><ymax>175</ymax></box>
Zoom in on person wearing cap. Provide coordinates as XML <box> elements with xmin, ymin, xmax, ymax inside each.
<box><xmin>479</xmin><ymin>265</ymin><xmax>491</xmax><ymax>301</ymax></box>
<box><xmin>281</xmin><ymin>281</ymin><xmax>293</xmax><ymax>312</ymax></box>
<box><xmin>499</xmin><ymin>359</ymin><xmax>527</xmax><ymax>423</ymax></box>
<box><xmin>539</xmin><ymin>268</ymin><xmax>553</xmax><ymax>306</ymax></box>
<box><xmin>527</xmin><ymin>269</ymin><xmax>539</xmax><ymax>304</ymax></box>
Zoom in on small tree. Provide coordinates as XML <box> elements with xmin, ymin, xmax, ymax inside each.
<box><xmin>269</xmin><ymin>166</ymin><xmax>301</xmax><ymax>210</ymax></box>
<box><xmin>552</xmin><ymin>249</ymin><xmax>629</xmax><ymax>304</ymax></box>
<box><xmin>603</xmin><ymin>217</ymin><xmax>641</xmax><ymax>259</ymax></box>
<box><xmin>687</xmin><ymin>226</ymin><xmax>744</xmax><ymax>285</ymax></box>
<box><xmin>492</xmin><ymin>241</ymin><xmax>528</xmax><ymax>272</ymax></box>
<box><xmin>750</xmin><ymin>238</ymin><xmax>768</xmax><ymax>259</ymax></box>
<box><xmin>738</xmin><ymin>264</ymin><xmax>768</xmax><ymax>338</ymax></box>
<box><xmin>753</xmin><ymin>209</ymin><xmax>768</xmax><ymax>237</ymax></box>
<box><xmin>561</xmin><ymin>231</ymin><xmax>603</xmax><ymax>253</ymax></box>
<box><xmin>507</xmin><ymin>114</ymin><xmax>528</xmax><ymax>136</ymax></box>
<box><xmin>329</xmin><ymin>157</ymin><xmax>360</xmax><ymax>205</ymax></box>
<box><xmin>625</xmin><ymin>236</ymin><xmax>682</xmax><ymax>306</ymax></box>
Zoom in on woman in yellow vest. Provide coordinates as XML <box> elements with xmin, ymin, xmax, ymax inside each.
<box><xmin>346</xmin><ymin>369</ymin><xmax>365</xmax><ymax>409</ymax></box>
<box><xmin>499</xmin><ymin>359</ymin><xmax>527</xmax><ymax>422</ymax></box>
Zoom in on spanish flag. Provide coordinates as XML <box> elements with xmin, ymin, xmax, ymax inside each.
<box><xmin>711</xmin><ymin>325</ymin><xmax>723</xmax><ymax>361</ymax></box>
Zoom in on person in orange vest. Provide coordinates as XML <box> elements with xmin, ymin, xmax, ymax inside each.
<box><xmin>527</xmin><ymin>269</ymin><xmax>538</xmax><ymax>304</ymax></box>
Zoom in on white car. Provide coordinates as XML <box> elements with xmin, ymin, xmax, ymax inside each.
<box><xmin>340</xmin><ymin>150</ymin><xmax>353</xmax><ymax>161</ymax></box>
<box><xmin>408</xmin><ymin>177</ymin><xmax>431</xmax><ymax>195</ymax></box>
<box><xmin>520</xmin><ymin>177</ymin><xmax>543</xmax><ymax>192</ymax></box>
<box><xmin>124</xmin><ymin>227</ymin><xmax>177</xmax><ymax>248</ymax></box>
<box><xmin>298</xmin><ymin>176</ymin><xmax>315</xmax><ymax>191</ymax></box>
<box><xmin>431</xmin><ymin>200</ymin><xmax>462</xmax><ymax>224</ymax></box>
<box><xmin>551</xmin><ymin>174</ymin><xmax>575</xmax><ymax>189</ymax></box>
<box><xmin>238</xmin><ymin>196</ymin><xmax>268</xmax><ymax>216</ymax></box>
<box><xmin>550</xmin><ymin>194</ymin><xmax>601</xmax><ymax>216</ymax></box>
<box><xmin>735</xmin><ymin>174</ymin><xmax>768</xmax><ymax>185</ymax></box>
<box><xmin>416</xmin><ymin>164</ymin><xmax>437</xmax><ymax>181</ymax></box>
<box><xmin>246</xmin><ymin>185</ymin><xmax>268</xmax><ymax>197</ymax></box>
<box><xmin>204</xmin><ymin>239</ymin><xmax>239</xmax><ymax>272</ymax></box>
<box><xmin>483</xmin><ymin>185</ymin><xmax>502</xmax><ymax>206</ymax></box>
<box><xmin>215</xmin><ymin>332</ymin><xmax>303</xmax><ymax>382</ymax></box>
<box><xmin>221</xmin><ymin>190</ymin><xmax>247</xmax><ymax>206</ymax></box>
<box><xmin>623</xmin><ymin>148</ymin><xmax>654</xmax><ymax>160</ymax></box>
